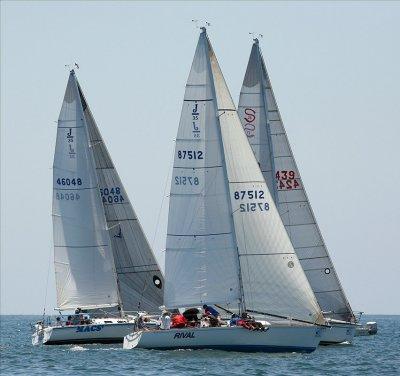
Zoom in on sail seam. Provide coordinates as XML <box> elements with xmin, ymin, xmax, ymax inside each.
<box><xmin>168</xmin><ymin>232</ymin><xmax>232</xmax><ymax>237</ymax></box>
<box><xmin>303</xmin><ymin>267</ymin><xmax>332</xmax><ymax>272</ymax></box>
<box><xmin>238</xmin><ymin>252</ymin><xmax>294</xmax><ymax>256</ymax></box>
<box><xmin>173</xmin><ymin>165</ymin><xmax>222</xmax><ymax>169</ymax></box>
<box><xmin>285</xmin><ymin>222</ymin><xmax>317</xmax><ymax>227</ymax></box>
<box><xmin>229</xmin><ymin>180</ymin><xmax>265</xmax><ymax>184</ymax></box>
<box><xmin>314</xmin><ymin>289</ymin><xmax>342</xmax><ymax>294</ymax></box>
<box><xmin>183</xmin><ymin>99</ymin><xmax>213</xmax><ymax>102</ymax></box>
<box><xmin>54</xmin><ymin>244</ymin><xmax>108</xmax><ymax>248</ymax></box>
<box><xmin>295</xmin><ymin>245</ymin><xmax>324</xmax><ymax>250</ymax></box>
<box><xmin>54</xmin><ymin>187</ymin><xmax>98</xmax><ymax>191</ymax></box>
<box><xmin>117</xmin><ymin>264</ymin><xmax>159</xmax><ymax>269</ymax></box>
<box><xmin>117</xmin><ymin>270</ymin><xmax>160</xmax><ymax>275</ymax></box>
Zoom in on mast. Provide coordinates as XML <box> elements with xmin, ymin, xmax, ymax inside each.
<box><xmin>238</xmin><ymin>39</ymin><xmax>354</xmax><ymax>322</ymax></box>
<box><xmin>202</xmin><ymin>27</ymin><xmax>246</xmax><ymax>314</ymax></box>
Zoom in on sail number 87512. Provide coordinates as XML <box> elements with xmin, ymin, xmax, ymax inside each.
<box><xmin>234</xmin><ymin>190</ymin><xmax>269</xmax><ymax>212</ymax></box>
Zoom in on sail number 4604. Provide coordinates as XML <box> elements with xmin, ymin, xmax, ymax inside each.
<box><xmin>100</xmin><ymin>187</ymin><xmax>125</xmax><ymax>204</ymax></box>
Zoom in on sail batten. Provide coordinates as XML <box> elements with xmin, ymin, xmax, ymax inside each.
<box><xmin>238</xmin><ymin>40</ymin><xmax>354</xmax><ymax>322</ymax></box>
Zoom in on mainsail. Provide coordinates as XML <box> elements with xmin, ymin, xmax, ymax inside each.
<box><xmin>164</xmin><ymin>28</ymin><xmax>241</xmax><ymax>309</ymax></box>
<box><xmin>53</xmin><ymin>71</ymin><xmax>119</xmax><ymax>310</ymax></box>
<box><xmin>165</xmin><ymin>29</ymin><xmax>324</xmax><ymax>324</ymax></box>
<box><xmin>76</xmin><ymin>82</ymin><xmax>164</xmax><ymax>313</ymax></box>
<box><xmin>238</xmin><ymin>39</ymin><xmax>354</xmax><ymax>322</ymax></box>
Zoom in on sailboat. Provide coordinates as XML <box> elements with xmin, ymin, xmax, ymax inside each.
<box><xmin>238</xmin><ymin>38</ymin><xmax>356</xmax><ymax>344</ymax></box>
<box><xmin>32</xmin><ymin>70</ymin><xmax>163</xmax><ymax>345</ymax></box>
<box><xmin>123</xmin><ymin>28</ymin><xmax>327</xmax><ymax>353</ymax></box>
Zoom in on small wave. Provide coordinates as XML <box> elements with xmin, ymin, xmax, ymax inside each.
<box><xmin>70</xmin><ymin>345</ymin><xmax>87</xmax><ymax>351</ymax></box>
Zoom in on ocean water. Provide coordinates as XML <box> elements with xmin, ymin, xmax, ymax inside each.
<box><xmin>0</xmin><ymin>315</ymin><xmax>399</xmax><ymax>375</ymax></box>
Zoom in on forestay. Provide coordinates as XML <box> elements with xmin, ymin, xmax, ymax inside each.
<box><xmin>52</xmin><ymin>71</ymin><xmax>119</xmax><ymax>310</ymax></box>
<box><xmin>77</xmin><ymin>83</ymin><xmax>164</xmax><ymax>313</ymax></box>
<box><xmin>164</xmin><ymin>30</ymin><xmax>241</xmax><ymax>309</ymax></box>
<box><xmin>238</xmin><ymin>39</ymin><xmax>354</xmax><ymax>322</ymax></box>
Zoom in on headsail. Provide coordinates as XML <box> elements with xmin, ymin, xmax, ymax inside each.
<box><xmin>52</xmin><ymin>71</ymin><xmax>119</xmax><ymax>310</ymax></box>
<box><xmin>238</xmin><ymin>39</ymin><xmax>354</xmax><ymax>322</ymax></box>
<box><xmin>165</xmin><ymin>29</ymin><xmax>323</xmax><ymax>324</ymax></box>
<box><xmin>77</xmin><ymin>82</ymin><xmax>164</xmax><ymax>313</ymax></box>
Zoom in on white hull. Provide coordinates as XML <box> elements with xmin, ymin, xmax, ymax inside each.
<box><xmin>32</xmin><ymin>322</ymin><xmax>135</xmax><ymax>345</ymax></box>
<box><xmin>319</xmin><ymin>323</ymin><xmax>355</xmax><ymax>345</ymax></box>
<box><xmin>123</xmin><ymin>325</ymin><xmax>321</xmax><ymax>353</ymax></box>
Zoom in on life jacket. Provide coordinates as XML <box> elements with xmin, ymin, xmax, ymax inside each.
<box><xmin>171</xmin><ymin>314</ymin><xmax>187</xmax><ymax>328</ymax></box>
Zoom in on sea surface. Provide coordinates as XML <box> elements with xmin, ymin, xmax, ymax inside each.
<box><xmin>0</xmin><ymin>315</ymin><xmax>399</xmax><ymax>375</ymax></box>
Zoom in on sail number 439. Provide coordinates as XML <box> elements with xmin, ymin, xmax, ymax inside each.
<box><xmin>275</xmin><ymin>170</ymin><xmax>300</xmax><ymax>190</ymax></box>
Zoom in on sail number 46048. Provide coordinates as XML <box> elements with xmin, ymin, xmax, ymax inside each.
<box><xmin>56</xmin><ymin>192</ymin><xmax>80</xmax><ymax>201</ymax></box>
<box><xmin>56</xmin><ymin>177</ymin><xmax>82</xmax><ymax>186</ymax></box>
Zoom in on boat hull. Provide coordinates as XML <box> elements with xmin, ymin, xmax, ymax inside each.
<box><xmin>319</xmin><ymin>323</ymin><xmax>355</xmax><ymax>345</ymax></box>
<box><xmin>33</xmin><ymin>322</ymin><xmax>135</xmax><ymax>345</ymax></box>
<box><xmin>123</xmin><ymin>326</ymin><xmax>321</xmax><ymax>353</ymax></box>
<box><xmin>355</xmin><ymin>322</ymin><xmax>378</xmax><ymax>336</ymax></box>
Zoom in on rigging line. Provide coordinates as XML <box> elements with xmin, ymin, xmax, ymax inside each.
<box><xmin>246</xmin><ymin>309</ymin><xmax>331</xmax><ymax>328</ymax></box>
<box><xmin>151</xmin><ymin>142</ymin><xmax>175</xmax><ymax>250</ymax></box>
<box><xmin>42</xmin><ymin>245</ymin><xmax>53</xmax><ymax>320</ymax></box>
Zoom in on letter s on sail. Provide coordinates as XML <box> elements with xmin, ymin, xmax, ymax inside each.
<box><xmin>244</xmin><ymin>108</ymin><xmax>256</xmax><ymax>123</ymax></box>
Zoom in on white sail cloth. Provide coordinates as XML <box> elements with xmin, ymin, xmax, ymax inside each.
<box><xmin>78</xmin><ymin>84</ymin><xmax>164</xmax><ymax>313</ymax></box>
<box><xmin>165</xmin><ymin>29</ymin><xmax>324</xmax><ymax>324</ymax></box>
<box><xmin>165</xmin><ymin>30</ymin><xmax>240</xmax><ymax>309</ymax></box>
<box><xmin>53</xmin><ymin>72</ymin><xmax>119</xmax><ymax>310</ymax></box>
<box><xmin>238</xmin><ymin>40</ymin><xmax>354</xmax><ymax>322</ymax></box>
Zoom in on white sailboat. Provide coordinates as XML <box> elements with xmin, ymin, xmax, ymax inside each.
<box><xmin>33</xmin><ymin>70</ymin><xmax>163</xmax><ymax>345</ymax></box>
<box><xmin>238</xmin><ymin>38</ymin><xmax>355</xmax><ymax>344</ymax></box>
<box><xmin>124</xmin><ymin>28</ymin><xmax>326</xmax><ymax>353</ymax></box>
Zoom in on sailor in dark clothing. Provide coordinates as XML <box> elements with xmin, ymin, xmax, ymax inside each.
<box><xmin>202</xmin><ymin>304</ymin><xmax>220</xmax><ymax>318</ymax></box>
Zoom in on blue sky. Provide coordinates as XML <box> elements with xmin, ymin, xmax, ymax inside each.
<box><xmin>1</xmin><ymin>1</ymin><xmax>399</xmax><ymax>314</ymax></box>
